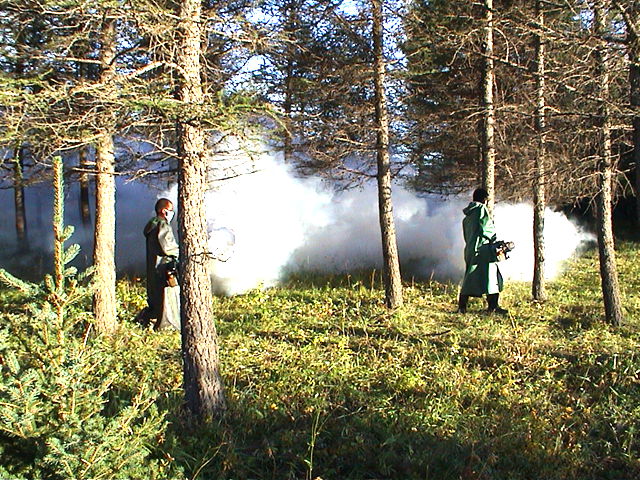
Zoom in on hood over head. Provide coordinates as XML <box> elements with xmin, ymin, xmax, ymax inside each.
<box><xmin>463</xmin><ymin>201</ymin><xmax>483</xmax><ymax>216</ymax></box>
<box><xmin>143</xmin><ymin>216</ymin><xmax>162</xmax><ymax>237</ymax></box>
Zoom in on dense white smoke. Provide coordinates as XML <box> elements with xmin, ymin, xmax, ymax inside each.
<box><xmin>201</xmin><ymin>153</ymin><xmax>593</xmax><ymax>295</ymax></box>
<box><xmin>0</xmin><ymin>148</ymin><xmax>593</xmax><ymax>294</ymax></box>
<box><xmin>492</xmin><ymin>204</ymin><xmax>593</xmax><ymax>280</ymax></box>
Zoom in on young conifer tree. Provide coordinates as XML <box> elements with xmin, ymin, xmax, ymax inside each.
<box><xmin>0</xmin><ymin>1</ymin><xmax>144</xmax><ymax>334</ymax></box>
<box><xmin>0</xmin><ymin>156</ymin><xmax>169</xmax><ymax>479</ymax></box>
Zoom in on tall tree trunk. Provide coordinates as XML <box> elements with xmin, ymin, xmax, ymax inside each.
<box><xmin>52</xmin><ymin>156</ymin><xmax>66</xmax><ymax>330</ymax></box>
<box><xmin>283</xmin><ymin>57</ymin><xmax>294</xmax><ymax>163</ymax></box>
<box><xmin>13</xmin><ymin>35</ymin><xmax>28</xmax><ymax>252</ymax></box>
<box><xmin>79</xmin><ymin>146</ymin><xmax>92</xmax><ymax>226</ymax></box>
<box><xmin>594</xmin><ymin>1</ymin><xmax>624</xmax><ymax>326</ymax></box>
<box><xmin>13</xmin><ymin>146</ymin><xmax>28</xmax><ymax>252</ymax></box>
<box><xmin>177</xmin><ymin>0</ymin><xmax>225</xmax><ymax>418</ymax></box>
<box><xmin>92</xmin><ymin>17</ymin><xmax>118</xmax><ymax>335</ymax></box>
<box><xmin>613</xmin><ymin>0</ymin><xmax>640</xmax><ymax>224</ymax></box>
<box><xmin>372</xmin><ymin>0</ymin><xmax>403</xmax><ymax>309</ymax></box>
<box><xmin>282</xmin><ymin>2</ymin><xmax>298</xmax><ymax>163</ymax></box>
<box><xmin>630</xmin><ymin>23</ymin><xmax>640</xmax><ymax>225</ymax></box>
<box><xmin>532</xmin><ymin>0</ymin><xmax>547</xmax><ymax>302</ymax></box>
<box><xmin>480</xmin><ymin>0</ymin><xmax>496</xmax><ymax>213</ymax></box>
<box><xmin>94</xmin><ymin>134</ymin><xmax>117</xmax><ymax>334</ymax></box>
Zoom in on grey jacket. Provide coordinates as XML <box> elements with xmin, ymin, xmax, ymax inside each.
<box><xmin>143</xmin><ymin>216</ymin><xmax>180</xmax><ymax>328</ymax></box>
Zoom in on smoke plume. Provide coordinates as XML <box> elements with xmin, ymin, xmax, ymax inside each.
<box><xmin>202</xmin><ymin>153</ymin><xmax>593</xmax><ymax>295</ymax></box>
<box><xmin>0</xmin><ymin>149</ymin><xmax>593</xmax><ymax>294</ymax></box>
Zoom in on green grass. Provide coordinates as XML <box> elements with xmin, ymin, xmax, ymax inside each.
<box><xmin>4</xmin><ymin>242</ymin><xmax>640</xmax><ymax>479</ymax></box>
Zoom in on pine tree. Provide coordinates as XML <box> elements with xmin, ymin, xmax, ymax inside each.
<box><xmin>92</xmin><ymin>12</ymin><xmax>119</xmax><ymax>335</ymax></box>
<box><xmin>480</xmin><ymin>0</ymin><xmax>497</xmax><ymax>212</ymax></box>
<box><xmin>0</xmin><ymin>156</ymin><xmax>169</xmax><ymax>479</ymax></box>
<box><xmin>372</xmin><ymin>0</ymin><xmax>403</xmax><ymax>308</ymax></box>
<box><xmin>593</xmin><ymin>0</ymin><xmax>625</xmax><ymax>326</ymax></box>
<box><xmin>176</xmin><ymin>0</ymin><xmax>226</xmax><ymax>419</ymax></box>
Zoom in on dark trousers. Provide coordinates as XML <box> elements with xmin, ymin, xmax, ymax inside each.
<box><xmin>458</xmin><ymin>293</ymin><xmax>501</xmax><ymax>312</ymax></box>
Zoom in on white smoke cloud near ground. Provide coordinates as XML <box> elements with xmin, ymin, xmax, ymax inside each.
<box><xmin>201</xmin><ymin>151</ymin><xmax>594</xmax><ymax>295</ymax></box>
<box><xmin>0</xmin><ymin>146</ymin><xmax>593</xmax><ymax>293</ymax></box>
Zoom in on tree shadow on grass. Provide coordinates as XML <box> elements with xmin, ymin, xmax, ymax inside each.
<box><xmin>154</xmin><ymin>390</ymin><xmax>572</xmax><ymax>480</ymax></box>
<box><xmin>555</xmin><ymin>305</ymin><xmax>599</xmax><ymax>331</ymax></box>
<box><xmin>98</xmin><ymin>329</ymin><xmax>640</xmax><ymax>480</ymax></box>
<box><xmin>141</xmin><ymin>333</ymin><xmax>640</xmax><ymax>479</ymax></box>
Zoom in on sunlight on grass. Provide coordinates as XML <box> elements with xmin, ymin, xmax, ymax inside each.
<box><xmin>2</xmin><ymin>243</ymin><xmax>639</xmax><ymax>479</ymax></box>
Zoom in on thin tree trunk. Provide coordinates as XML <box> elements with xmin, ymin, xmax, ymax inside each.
<box><xmin>79</xmin><ymin>146</ymin><xmax>92</xmax><ymax>226</ymax></box>
<box><xmin>481</xmin><ymin>0</ymin><xmax>496</xmax><ymax>213</ymax></box>
<box><xmin>94</xmin><ymin>134</ymin><xmax>117</xmax><ymax>334</ymax></box>
<box><xmin>93</xmin><ymin>16</ymin><xmax>118</xmax><ymax>335</ymax></box>
<box><xmin>177</xmin><ymin>0</ymin><xmax>225</xmax><ymax>418</ymax></box>
<box><xmin>13</xmin><ymin>39</ymin><xmax>28</xmax><ymax>252</ymax></box>
<box><xmin>613</xmin><ymin>0</ymin><xmax>640</xmax><ymax>225</ymax></box>
<box><xmin>532</xmin><ymin>0</ymin><xmax>547</xmax><ymax>302</ymax></box>
<box><xmin>283</xmin><ymin>58</ymin><xmax>294</xmax><ymax>163</ymax></box>
<box><xmin>282</xmin><ymin>2</ymin><xmax>297</xmax><ymax>163</ymax></box>
<box><xmin>631</xmin><ymin>29</ymin><xmax>640</xmax><ymax>225</ymax></box>
<box><xmin>594</xmin><ymin>1</ymin><xmax>624</xmax><ymax>326</ymax></box>
<box><xmin>13</xmin><ymin>146</ymin><xmax>28</xmax><ymax>251</ymax></box>
<box><xmin>52</xmin><ymin>156</ymin><xmax>66</xmax><ymax>330</ymax></box>
<box><xmin>372</xmin><ymin>0</ymin><xmax>403</xmax><ymax>309</ymax></box>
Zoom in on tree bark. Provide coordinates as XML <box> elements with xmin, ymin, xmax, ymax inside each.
<box><xmin>177</xmin><ymin>0</ymin><xmax>226</xmax><ymax>418</ymax></box>
<box><xmin>372</xmin><ymin>0</ymin><xmax>403</xmax><ymax>309</ymax></box>
<box><xmin>594</xmin><ymin>1</ymin><xmax>624</xmax><ymax>326</ymax></box>
<box><xmin>613</xmin><ymin>0</ymin><xmax>640</xmax><ymax>224</ymax></box>
<box><xmin>282</xmin><ymin>2</ymin><xmax>298</xmax><ymax>164</ymax></box>
<box><xmin>93</xmin><ymin>134</ymin><xmax>118</xmax><ymax>334</ymax></box>
<box><xmin>92</xmin><ymin>16</ymin><xmax>118</xmax><ymax>335</ymax></box>
<box><xmin>79</xmin><ymin>146</ymin><xmax>92</xmax><ymax>226</ymax></box>
<box><xmin>13</xmin><ymin>146</ymin><xmax>28</xmax><ymax>252</ymax></box>
<box><xmin>480</xmin><ymin>0</ymin><xmax>496</xmax><ymax>213</ymax></box>
<box><xmin>532</xmin><ymin>0</ymin><xmax>547</xmax><ymax>302</ymax></box>
<box><xmin>630</xmin><ymin>21</ymin><xmax>640</xmax><ymax>225</ymax></box>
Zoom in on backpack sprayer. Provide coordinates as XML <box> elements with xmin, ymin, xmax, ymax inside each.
<box><xmin>491</xmin><ymin>240</ymin><xmax>515</xmax><ymax>262</ymax></box>
<box><xmin>165</xmin><ymin>257</ymin><xmax>179</xmax><ymax>287</ymax></box>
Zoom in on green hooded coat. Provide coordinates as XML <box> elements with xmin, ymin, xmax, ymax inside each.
<box><xmin>460</xmin><ymin>201</ymin><xmax>503</xmax><ymax>296</ymax></box>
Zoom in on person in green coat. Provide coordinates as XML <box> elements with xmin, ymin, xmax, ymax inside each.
<box><xmin>143</xmin><ymin>198</ymin><xmax>180</xmax><ymax>330</ymax></box>
<box><xmin>458</xmin><ymin>188</ymin><xmax>508</xmax><ymax>314</ymax></box>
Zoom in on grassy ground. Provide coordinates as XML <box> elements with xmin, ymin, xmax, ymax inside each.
<box><xmin>112</xmin><ymin>241</ymin><xmax>640</xmax><ymax>479</ymax></box>
<box><xmin>5</xmin><ymin>242</ymin><xmax>640</xmax><ymax>479</ymax></box>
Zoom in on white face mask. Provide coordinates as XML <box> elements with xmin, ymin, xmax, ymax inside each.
<box><xmin>165</xmin><ymin>210</ymin><xmax>175</xmax><ymax>223</ymax></box>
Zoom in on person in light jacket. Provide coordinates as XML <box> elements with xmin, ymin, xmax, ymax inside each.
<box><xmin>458</xmin><ymin>188</ymin><xmax>508</xmax><ymax>314</ymax></box>
<box><xmin>144</xmin><ymin>198</ymin><xmax>180</xmax><ymax>330</ymax></box>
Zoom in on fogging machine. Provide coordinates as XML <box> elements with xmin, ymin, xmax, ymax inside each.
<box><xmin>165</xmin><ymin>256</ymin><xmax>179</xmax><ymax>287</ymax></box>
<box><xmin>491</xmin><ymin>240</ymin><xmax>515</xmax><ymax>262</ymax></box>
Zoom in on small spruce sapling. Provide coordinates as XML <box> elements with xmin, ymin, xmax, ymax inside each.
<box><xmin>0</xmin><ymin>156</ymin><xmax>169</xmax><ymax>480</ymax></box>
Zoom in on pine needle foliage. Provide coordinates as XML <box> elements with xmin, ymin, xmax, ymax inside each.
<box><xmin>0</xmin><ymin>157</ymin><xmax>170</xmax><ymax>480</ymax></box>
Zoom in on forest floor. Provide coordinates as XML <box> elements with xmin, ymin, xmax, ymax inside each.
<box><xmin>113</xmin><ymin>240</ymin><xmax>640</xmax><ymax>479</ymax></box>
<box><xmin>2</xmin><ymin>241</ymin><xmax>640</xmax><ymax>479</ymax></box>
